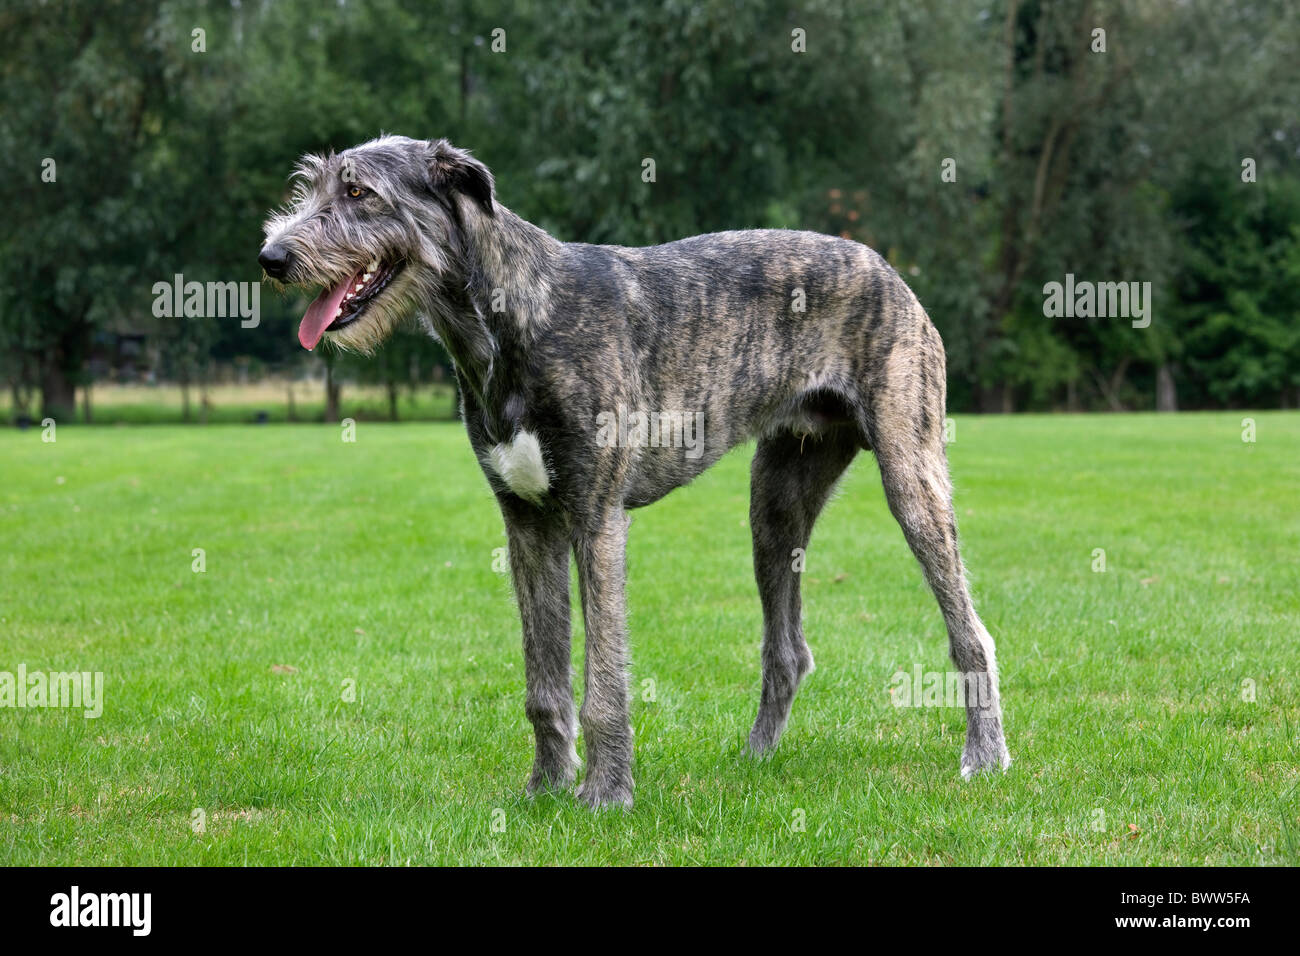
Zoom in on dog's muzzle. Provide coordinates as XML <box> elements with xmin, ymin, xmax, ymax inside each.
<box><xmin>258</xmin><ymin>242</ymin><xmax>291</xmax><ymax>280</ymax></box>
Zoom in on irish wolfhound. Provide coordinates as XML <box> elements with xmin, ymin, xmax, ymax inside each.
<box><xmin>260</xmin><ymin>136</ymin><xmax>1010</xmax><ymax>809</ymax></box>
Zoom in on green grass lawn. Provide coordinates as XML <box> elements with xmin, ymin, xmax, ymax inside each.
<box><xmin>1</xmin><ymin>412</ymin><xmax>1297</xmax><ymax>865</ymax></box>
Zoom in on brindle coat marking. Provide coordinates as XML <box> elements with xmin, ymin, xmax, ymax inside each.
<box><xmin>260</xmin><ymin>136</ymin><xmax>1010</xmax><ymax>809</ymax></box>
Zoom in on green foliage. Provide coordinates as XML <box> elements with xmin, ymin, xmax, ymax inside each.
<box><xmin>1171</xmin><ymin>168</ymin><xmax>1300</xmax><ymax>407</ymax></box>
<box><xmin>2</xmin><ymin>0</ymin><xmax>1299</xmax><ymax>417</ymax></box>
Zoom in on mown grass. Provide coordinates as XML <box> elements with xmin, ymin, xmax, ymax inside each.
<box><xmin>1</xmin><ymin>412</ymin><xmax>1297</xmax><ymax>865</ymax></box>
<box><xmin>1</xmin><ymin>381</ymin><xmax>458</xmax><ymax>425</ymax></box>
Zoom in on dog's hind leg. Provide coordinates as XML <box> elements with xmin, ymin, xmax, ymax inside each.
<box><xmin>747</xmin><ymin>427</ymin><xmax>859</xmax><ymax>755</ymax></box>
<box><xmin>866</xmin><ymin>330</ymin><xmax>1010</xmax><ymax>778</ymax></box>
<box><xmin>500</xmin><ymin>497</ymin><xmax>580</xmax><ymax>795</ymax></box>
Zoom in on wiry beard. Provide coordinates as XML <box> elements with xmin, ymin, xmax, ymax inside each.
<box><xmin>317</xmin><ymin>268</ymin><xmax>419</xmax><ymax>355</ymax></box>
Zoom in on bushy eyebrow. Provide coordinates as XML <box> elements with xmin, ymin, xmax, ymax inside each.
<box><xmin>335</xmin><ymin>156</ymin><xmax>374</xmax><ymax>190</ymax></box>
<box><xmin>290</xmin><ymin>153</ymin><xmax>329</xmax><ymax>183</ymax></box>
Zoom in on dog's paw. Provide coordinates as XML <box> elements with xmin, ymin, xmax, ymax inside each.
<box><xmin>744</xmin><ymin>730</ymin><xmax>780</xmax><ymax>759</ymax></box>
<box><xmin>526</xmin><ymin>766</ymin><xmax>578</xmax><ymax>797</ymax></box>
<box><xmin>959</xmin><ymin>742</ymin><xmax>1012</xmax><ymax>780</ymax></box>
<box><xmin>526</xmin><ymin>748</ymin><xmax>580</xmax><ymax>797</ymax></box>
<box><xmin>745</xmin><ymin>707</ymin><xmax>792</xmax><ymax>758</ymax></box>
<box><xmin>576</xmin><ymin>773</ymin><xmax>634</xmax><ymax>811</ymax></box>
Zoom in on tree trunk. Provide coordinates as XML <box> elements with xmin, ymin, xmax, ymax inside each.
<box><xmin>180</xmin><ymin>378</ymin><xmax>192</xmax><ymax>423</ymax></box>
<box><xmin>976</xmin><ymin>381</ymin><xmax>1011</xmax><ymax>413</ymax></box>
<box><xmin>387</xmin><ymin>379</ymin><xmax>399</xmax><ymax>422</ymax></box>
<box><xmin>287</xmin><ymin>383</ymin><xmax>296</xmax><ymax>422</ymax></box>
<box><xmin>10</xmin><ymin>381</ymin><xmax>28</xmax><ymax>423</ymax></box>
<box><xmin>324</xmin><ymin>360</ymin><xmax>341</xmax><ymax>423</ymax></box>
<box><xmin>1156</xmin><ymin>363</ymin><xmax>1178</xmax><ymax>412</ymax></box>
<box><xmin>40</xmin><ymin>361</ymin><xmax>77</xmax><ymax>422</ymax></box>
<box><xmin>1093</xmin><ymin>357</ymin><xmax>1131</xmax><ymax>411</ymax></box>
<box><xmin>81</xmin><ymin>384</ymin><xmax>92</xmax><ymax>424</ymax></box>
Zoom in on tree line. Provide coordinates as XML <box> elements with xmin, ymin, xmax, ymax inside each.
<box><xmin>2</xmin><ymin>0</ymin><xmax>1297</xmax><ymax>421</ymax></box>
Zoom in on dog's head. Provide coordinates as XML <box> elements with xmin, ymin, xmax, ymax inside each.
<box><xmin>259</xmin><ymin>135</ymin><xmax>495</xmax><ymax>353</ymax></box>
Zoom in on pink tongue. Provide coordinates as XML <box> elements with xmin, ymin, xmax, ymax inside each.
<box><xmin>298</xmin><ymin>274</ymin><xmax>357</xmax><ymax>350</ymax></box>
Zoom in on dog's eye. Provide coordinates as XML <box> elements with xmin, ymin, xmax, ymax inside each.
<box><xmin>347</xmin><ymin>185</ymin><xmax>368</xmax><ymax>199</ymax></box>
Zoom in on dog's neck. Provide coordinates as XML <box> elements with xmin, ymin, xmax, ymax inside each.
<box><xmin>461</xmin><ymin>202</ymin><xmax>562</xmax><ymax>334</ymax></box>
<box><xmin>421</xmin><ymin>199</ymin><xmax>563</xmax><ymax>445</ymax></box>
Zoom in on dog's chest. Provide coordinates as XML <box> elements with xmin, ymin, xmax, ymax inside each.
<box><xmin>485</xmin><ymin>430</ymin><xmax>551</xmax><ymax>503</ymax></box>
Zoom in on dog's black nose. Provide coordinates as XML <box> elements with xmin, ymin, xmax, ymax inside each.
<box><xmin>258</xmin><ymin>243</ymin><xmax>291</xmax><ymax>279</ymax></box>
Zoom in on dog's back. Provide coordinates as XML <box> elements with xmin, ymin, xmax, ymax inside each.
<box><xmin>539</xmin><ymin>229</ymin><xmax>937</xmax><ymax>501</ymax></box>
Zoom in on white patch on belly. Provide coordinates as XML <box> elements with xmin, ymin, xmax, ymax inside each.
<box><xmin>486</xmin><ymin>429</ymin><xmax>550</xmax><ymax>503</ymax></box>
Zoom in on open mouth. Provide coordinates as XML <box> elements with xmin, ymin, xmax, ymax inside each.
<box><xmin>297</xmin><ymin>258</ymin><xmax>404</xmax><ymax>350</ymax></box>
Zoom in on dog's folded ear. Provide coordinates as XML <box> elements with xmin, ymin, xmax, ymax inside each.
<box><xmin>426</xmin><ymin>139</ymin><xmax>495</xmax><ymax>216</ymax></box>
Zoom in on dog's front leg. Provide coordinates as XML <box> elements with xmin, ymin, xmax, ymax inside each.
<box><xmin>572</xmin><ymin>508</ymin><xmax>634</xmax><ymax>810</ymax></box>
<box><xmin>500</xmin><ymin>497</ymin><xmax>580</xmax><ymax>795</ymax></box>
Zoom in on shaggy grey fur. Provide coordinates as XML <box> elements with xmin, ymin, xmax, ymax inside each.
<box><xmin>260</xmin><ymin>136</ymin><xmax>1011</xmax><ymax>809</ymax></box>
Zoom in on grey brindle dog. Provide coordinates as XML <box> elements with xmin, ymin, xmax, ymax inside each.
<box><xmin>260</xmin><ymin>136</ymin><xmax>1010</xmax><ymax>809</ymax></box>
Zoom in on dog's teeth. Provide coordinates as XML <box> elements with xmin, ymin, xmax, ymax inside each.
<box><xmin>345</xmin><ymin>292</ymin><xmax>354</xmax><ymax>300</ymax></box>
<box><xmin>367</xmin><ymin>259</ymin><xmax>379</xmax><ymax>271</ymax></box>
<box><xmin>363</xmin><ymin>273</ymin><xmax>373</xmax><ymax>281</ymax></box>
<box><xmin>354</xmin><ymin>282</ymin><xmax>364</xmax><ymax>291</ymax></box>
